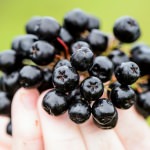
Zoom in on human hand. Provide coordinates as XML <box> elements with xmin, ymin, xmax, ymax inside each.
<box><xmin>0</xmin><ymin>88</ymin><xmax>150</xmax><ymax>150</ymax></box>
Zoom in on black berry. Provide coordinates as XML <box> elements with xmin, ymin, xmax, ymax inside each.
<box><xmin>54</xmin><ymin>59</ymin><xmax>72</xmax><ymax>70</ymax></box>
<box><xmin>135</xmin><ymin>91</ymin><xmax>150</xmax><ymax>118</ymax></box>
<box><xmin>42</xmin><ymin>89</ymin><xmax>68</xmax><ymax>116</ymax></box>
<box><xmin>25</xmin><ymin>16</ymin><xmax>42</xmax><ymax>34</ymax></box>
<box><xmin>115</xmin><ymin>61</ymin><xmax>140</xmax><ymax>85</ymax></box>
<box><xmin>0</xmin><ymin>91</ymin><xmax>11</xmax><ymax>116</ymax></box>
<box><xmin>68</xmin><ymin>100</ymin><xmax>91</xmax><ymax>124</ymax></box>
<box><xmin>6</xmin><ymin>120</ymin><xmax>12</xmax><ymax>136</ymax></box>
<box><xmin>113</xmin><ymin>16</ymin><xmax>141</xmax><ymax>43</ymax></box>
<box><xmin>80</xmin><ymin>76</ymin><xmax>104</xmax><ymax>101</ymax></box>
<box><xmin>11</xmin><ymin>34</ymin><xmax>38</xmax><ymax>58</ymax></box>
<box><xmin>19</xmin><ymin>65</ymin><xmax>43</xmax><ymax>88</ymax></box>
<box><xmin>110</xmin><ymin>85</ymin><xmax>136</xmax><ymax>109</ymax></box>
<box><xmin>38</xmin><ymin>68</ymin><xmax>53</xmax><ymax>93</ymax></box>
<box><xmin>71</xmin><ymin>41</ymin><xmax>90</xmax><ymax>54</ymax></box>
<box><xmin>30</xmin><ymin>40</ymin><xmax>55</xmax><ymax>66</ymax></box>
<box><xmin>87</xmin><ymin>29</ymin><xmax>108</xmax><ymax>53</ymax></box>
<box><xmin>89</xmin><ymin>56</ymin><xmax>114</xmax><ymax>82</ymax></box>
<box><xmin>52</xmin><ymin>66</ymin><xmax>79</xmax><ymax>93</ymax></box>
<box><xmin>92</xmin><ymin>98</ymin><xmax>118</xmax><ymax>129</ymax></box>
<box><xmin>0</xmin><ymin>50</ymin><xmax>22</xmax><ymax>74</ymax></box>
<box><xmin>130</xmin><ymin>44</ymin><xmax>150</xmax><ymax>75</ymax></box>
<box><xmin>63</xmin><ymin>9</ymin><xmax>88</xmax><ymax>36</ymax></box>
<box><xmin>108</xmin><ymin>49</ymin><xmax>129</xmax><ymax>69</ymax></box>
<box><xmin>87</xmin><ymin>15</ymin><xmax>100</xmax><ymax>31</ymax></box>
<box><xmin>70</xmin><ymin>47</ymin><xmax>94</xmax><ymax>71</ymax></box>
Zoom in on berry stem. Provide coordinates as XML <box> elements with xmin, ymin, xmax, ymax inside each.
<box><xmin>56</xmin><ymin>37</ymin><xmax>70</xmax><ymax>59</ymax></box>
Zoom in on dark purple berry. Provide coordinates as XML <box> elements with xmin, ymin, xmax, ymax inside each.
<box><xmin>92</xmin><ymin>98</ymin><xmax>118</xmax><ymax>129</ymax></box>
<box><xmin>110</xmin><ymin>85</ymin><xmax>136</xmax><ymax>109</ymax></box>
<box><xmin>25</xmin><ymin>16</ymin><xmax>42</xmax><ymax>34</ymax></box>
<box><xmin>6</xmin><ymin>120</ymin><xmax>12</xmax><ymax>136</ymax></box>
<box><xmin>130</xmin><ymin>44</ymin><xmax>150</xmax><ymax>75</ymax></box>
<box><xmin>108</xmin><ymin>49</ymin><xmax>129</xmax><ymax>69</ymax></box>
<box><xmin>70</xmin><ymin>47</ymin><xmax>94</xmax><ymax>71</ymax></box>
<box><xmin>89</xmin><ymin>56</ymin><xmax>114</xmax><ymax>82</ymax></box>
<box><xmin>30</xmin><ymin>40</ymin><xmax>55</xmax><ymax>66</ymax></box>
<box><xmin>113</xmin><ymin>16</ymin><xmax>141</xmax><ymax>43</ymax></box>
<box><xmin>0</xmin><ymin>91</ymin><xmax>11</xmax><ymax>116</ymax></box>
<box><xmin>54</xmin><ymin>59</ymin><xmax>72</xmax><ymax>70</ymax></box>
<box><xmin>135</xmin><ymin>91</ymin><xmax>150</xmax><ymax>118</ymax></box>
<box><xmin>63</xmin><ymin>9</ymin><xmax>88</xmax><ymax>36</ymax></box>
<box><xmin>38</xmin><ymin>68</ymin><xmax>53</xmax><ymax>93</ymax></box>
<box><xmin>115</xmin><ymin>61</ymin><xmax>140</xmax><ymax>85</ymax></box>
<box><xmin>11</xmin><ymin>34</ymin><xmax>38</xmax><ymax>58</ymax></box>
<box><xmin>68</xmin><ymin>100</ymin><xmax>91</xmax><ymax>124</ymax></box>
<box><xmin>0</xmin><ymin>50</ymin><xmax>22</xmax><ymax>74</ymax></box>
<box><xmin>87</xmin><ymin>15</ymin><xmax>100</xmax><ymax>31</ymax></box>
<box><xmin>71</xmin><ymin>41</ymin><xmax>90</xmax><ymax>54</ymax></box>
<box><xmin>19</xmin><ymin>65</ymin><xmax>43</xmax><ymax>88</ymax></box>
<box><xmin>80</xmin><ymin>76</ymin><xmax>104</xmax><ymax>101</ymax></box>
<box><xmin>42</xmin><ymin>89</ymin><xmax>68</xmax><ymax>116</ymax></box>
<box><xmin>52</xmin><ymin>66</ymin><xmax>79</xmax><ymax>93</ymax></box>
<box><xmin>87</xmin><ymin>29</ymin><xmax>108</xmax><ymax>53</ymax></box>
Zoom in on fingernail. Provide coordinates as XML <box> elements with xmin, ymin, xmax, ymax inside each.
<box><xmin>20</xmin><ymin>88</ymin><xmax>39</xmax><ymax>110</ymax></box>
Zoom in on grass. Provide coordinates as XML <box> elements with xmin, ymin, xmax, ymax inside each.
<box><xmin>1</xmin><ymin>0</ymin><xmax>150</xmax><ymax>50</ymax></box>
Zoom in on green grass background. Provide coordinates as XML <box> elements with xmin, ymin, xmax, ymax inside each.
<box><xmin>1</xmin><ymin>0</ymin><xmax>150</xmax><ymax>50</ymax></box>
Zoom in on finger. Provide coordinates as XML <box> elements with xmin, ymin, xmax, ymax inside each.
<box><xmin>0</xmin><ymin>116</ymin><xmax>12</xmax><ymax>148</ymax></box>
<box><xmin>79</xmin><ymin>117</ymin><xmax>125</xmax><ymax>150</ymax></box>
<box><xmin>12</xmin><ymin>88</ymin><xmax>44</xmax><ymax>150</ymax></box>
<box><xmin>115</xmin><ymin>107</ymin><xmax>150</xmax><ymax>150</ymax></box>
<box><xmin>0</xmin><ymin>145</ymin><xmax>10</xmax><ymax>150</ymax></box>
<box><xmin>38</xmin><ymin>90</ymin><xmax>86</xmax><ymax>150</ymax></box>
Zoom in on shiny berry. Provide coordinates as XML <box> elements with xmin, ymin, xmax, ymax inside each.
<box><xmin>0</xmin><ymin>91</ymin><xmax>11</xmax><ymax>116</ymax></box>
<box><xmin>80</xmin><ymin>76</ymin><xmax>104</xmax><ymax>101</ymax></box>
<box><xmin>70</xmin><ymin>47</ymin><xmax>94</xmax><ymax>71</ymax></box>
<box><xmin>6</xmin><ymin>120</ymin><xmax>12</xmax><ymax>136</ymax></box>
<box><xmin>11</xmin><ymin>35</ymin><xmax>38</xmax><ymax>58</ymax></box>
<box><xmin>19</xmin><ymin>65</ymin><xmax>43</xmax><ymax>88</ymax></box>
<box><xmin>71</xmin><ymin>41</ymin><xmax>90</xmax><ymax>54</ymax></box>
<box><xmin>30</xmin><ymin>40</ymin><xmax>55</xmax><ymax>66</ymax></box>
<box><xmin>108</xmin><ymin>49</ymin><xmax>129</xmax><ymax>69</ymax></box>
<box><xmin>52</xmin><ymin>66</ymin><xmax>79</xmax><ymax>93</ymax></box>
<box><xmin>25</xmin><ymin>16</ymin><xmax>42</xmax><ymax>34</ymax></box>
<box><xmin>130</xmin><ymin>44</ymin><xmax>150</xmax><ymax>75</ymax></box>
<box><xmin>3</xmin><ymin>71</ymin><xmax>20</xmax><ymax>97</ymax></box>
<box><xmin>107</xmin><ymin>81</ymin><xmax>121</xmax><ymax>99</ymax></box>
<box><xmin>63</xmin><ymin>9</ymin><xmax>88</xmax><ymax>36</ymax></box>
<box><xmin>59</xmin><ymin>28</ymin><xmax>74</xmax><ymax>46</ymax></box>
<box><xmin>68</xmin><ymin>100</ymin><xmax>91</xmax><ymax>124</ymax></box>
<box><xmin>0</xmin><ymin>50</ymin><xmax>22</xmax><ymax>74</ymax></box>
<box><xmin>87</xmin><ymin>15</ymin><xmax>100</xmax><ymax>31</ymax></box>
<box><xmin>135</xmin><ymin>91</ymin><xmax>150</xmax><ymax>118</ymax></box>
<box><xmin>115</xmin><ymin>61</ymin><xmax>140</xmax><ymax>85</ymax></box>
<box><xmin>87</xmin><ymin>29</ymin><xmax>108</xmax><ymax>53</ymax></box>
<box><xmin>42</xmin><ymin>89</ymin><xmax>68</xmax><ymax>116</ymax></box>
<box><xmin>54</xmin><ymin>59</ymin><xmax>72</xmax><ymax>70</ymax></box>
<box><xmin>89</xmin><ymin>56</ymin><xmax>113</xmax><ymax>82</ymax></box>
<box><xmin>92</xmin><ymin>98</ymin><xmax>118</xmax><ymax>129</ymax></box>
<box><xmin>113</xmin><ymin>16</ymin><xmax>141</xmax><ymax>43</ymax></box>
<box><xmin>68</xmin><ymin>87</ymin><xmax>84</xmax><ymax>104</ymax></box>
<box><xmin>110</xmin><ymin>85</ymin><xmax>136</xmax><ymax>109</ymax></box>
<box><xmin>29</xmin><ymin>16</ymin><xmax>60</xmax><ymax>41</ymax></box>
<box><xmin>38</xmin><ymin>68</ymin><xmax>53</xmax><ymax>93</ymax></box>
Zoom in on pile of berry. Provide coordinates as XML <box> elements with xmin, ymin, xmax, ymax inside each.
<box><xmin>0</xmin><ymin>8</ymin><xmax>150</xmax><ymax>135</ymax></box>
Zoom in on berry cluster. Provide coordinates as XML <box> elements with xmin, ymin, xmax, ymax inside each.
<box><xmin>0</xmin><ymin>8</ymin><xmax>150</xmax><ymax>135</ymax></box>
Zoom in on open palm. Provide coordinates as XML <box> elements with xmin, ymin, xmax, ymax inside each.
<box><xmin>0</xmin><ymin>88</ymin><xmax>150</xmax><ymax>150</ymax></box>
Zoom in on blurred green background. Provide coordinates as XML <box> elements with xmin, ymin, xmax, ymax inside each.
<box><xmin>1</xmin><ymin>0</ymin><xmax>150</xmax><ymax>50</ymax></box>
